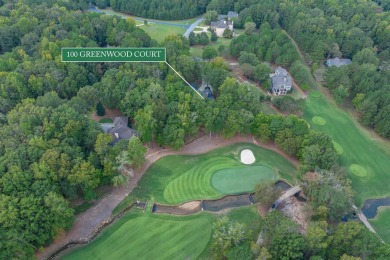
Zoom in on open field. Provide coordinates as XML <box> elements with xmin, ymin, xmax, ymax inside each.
<box><xmin>370</xmin><ymin>207</ymin><xmax>390</xmax><ymax>243</ymax></box>
<box><xmin>131</xmin><ymin>143</ymin><xmax>296</xmax><ymax>205</ymax></box>
<box><xmin>62</xmin><ymin>206</ymin><xmax>261</xmax><ymax>259</ymax></box>
<box><xmin>141</xmin><ymin>24</ymin><xmax>185</xmax><ymax>42</ymax></box>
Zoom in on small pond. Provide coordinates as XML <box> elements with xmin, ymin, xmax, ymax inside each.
<box><xmin>362</xmin><ymin>197</ymin><xmax>390</xmax><ymax>219</ymax></box>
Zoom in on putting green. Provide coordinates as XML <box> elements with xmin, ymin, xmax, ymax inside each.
<box><xmin>312</xmin><ymin>116</ymin><xmax>326</xmax><ymax>125</ymax></box>
<box><xmin>332</xmin><ymin>141</ymin><xmax>344</xmax><ymax>155</ymax></box>
<box><xmin>163</xmin><ymin>157</ymin><xmax>237</xmax><ymax>204</ymax></box>
<box><xmin>310</xmin><ymin>90</ymin><xmax>321</xmax><ymax>98</ymax></box>
<box><xmin>211</xmin><ymin>166</ymin><xmax>276</xmax><ymax>194</ymax></box>
<box><xmin>63</xmin><ymin>213</ymin><xmax>212</xmax><ymax>260</ymax></box>
<box><xmin>349</xmin><ymin>164</ymin><xmax>368</xmax><ymax>177</ymax></box>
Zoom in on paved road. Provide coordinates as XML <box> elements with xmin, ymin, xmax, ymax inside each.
<box><xmin>183</xmin><ymin>17</ymin><xmax>205</xmax><ymax>37</ymax></box>
<box><xmin>88</xmin><ymin>6</ymin><xmax>189</xmax><ymax>28</ymax></box>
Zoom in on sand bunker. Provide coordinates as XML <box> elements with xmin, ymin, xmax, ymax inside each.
<box><xmin>240</xmin><ymin>149</ymin><xmax>255</xmax><ymax>164</ymax></box>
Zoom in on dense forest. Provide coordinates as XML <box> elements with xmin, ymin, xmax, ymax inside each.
<box><xmin>1</xmin><ymin>0</ymin><xmax>390</xmax><ymax>259</ymax></box>
<box><xmin>108</xmin><ymin>0</ymin><xmax>211</xmax><ymax>20</ymax></box>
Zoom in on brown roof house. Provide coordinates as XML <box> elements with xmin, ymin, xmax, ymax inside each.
<box><xmin>270</xmin><ymin>67</ymin><xmax>292</xmax><ymax>95</ymax></box>
<box><xmin>211</xmin><ymin>20</ymin><xmax>233</xmax><ymax>37</ymax></box>
<box><xmin>102</xmin><ymin>117</ymin><xmax>137</xmax><ymax>144</ymax></box>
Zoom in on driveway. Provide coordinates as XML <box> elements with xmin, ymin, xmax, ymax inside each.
<box><xmin>183</xmin><ymin>18</ymin><xmax>205</xmax><ymax>37</ymax></box>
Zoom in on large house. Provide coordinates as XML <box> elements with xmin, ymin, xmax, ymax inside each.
<box><xmin>218</xmin><ymin>11</ymin><xmax>238</xmax><ymax>21</ymax></box>
<box><xmin>210</xmin><ymin>20</ymin><xmax>233</xmax><ymax>37</ymax></box>
<box><xmin>102</xmin><ymin>117</ymin><xmax>137</xmax><ymax>144</ymax></box>
<box><xmin>326</xmin><ymin>57</ymin><xmax>352</xmax><ymax>67</ymax></box>
<box><xmin>270</xmin><ymin>67</ymin><xmax>292</xmax><ymax>96</ymax></box>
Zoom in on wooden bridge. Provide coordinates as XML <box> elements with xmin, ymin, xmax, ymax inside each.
<box><xmin>271</xmin><ymin>186</ymin><xmax>302</xmax><ymax>210</ymax></box>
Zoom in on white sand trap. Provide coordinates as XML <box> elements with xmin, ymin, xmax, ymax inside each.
<box><xmin>240</xmin><ymin>149</ymin><xmax>255</xmax><ymax>164</ymax></box>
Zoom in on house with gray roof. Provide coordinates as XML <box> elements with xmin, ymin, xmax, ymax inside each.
<box><xmin>270</xmin><ymin>67</ymin><xmax>292</xmax><ymax>95</ymax></box>
<box><xmin>218</xmin><ymin>11</ymin><xmax>238</xmax><ymax>21</ymax></box>
<box><xmin>101</xmin><ymin>117</ymin><xmax>137</xmax><ymax>144</ymax></box>
<box><xmin>227</xmin><ymin>11</ymin><xmax>238</xmax><ymax>20</ymax></box>
<box><xmin>211</xmin><ymin>20</ymin><xmax>233</xmax><ymax>37</ymax></box>
<box><xmin>326</xmin><ymin>57</ymin><xmax>352</xmax><ymax>67</ymax></box>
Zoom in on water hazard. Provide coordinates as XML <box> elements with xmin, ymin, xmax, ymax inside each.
<box><xmin>362</xmin><ymin>197</ymin><xmax>390</xmax><ymax>219</ymax></box>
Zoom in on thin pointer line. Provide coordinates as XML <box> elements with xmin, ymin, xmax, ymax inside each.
<box><xmin>165</xmin><ymin>61</ymin><xmax>204</xmax><ymax>99</ymax></box>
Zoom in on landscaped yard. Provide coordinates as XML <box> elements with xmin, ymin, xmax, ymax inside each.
<box><xmin>98</xmin><ymin>118</ymin><xmax>113</xmax><ymax>124</ymax></box>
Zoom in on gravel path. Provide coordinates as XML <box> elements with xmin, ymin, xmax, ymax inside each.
<box><xmin>37</xmin><ymin>134</ymin><xmax>297</xmax><ymax>259</ymax></box>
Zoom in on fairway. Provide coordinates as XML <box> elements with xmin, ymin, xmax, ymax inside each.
<box><xmin>370</xmin><ymin>207</ymin><xmax>390</xmax><ymax>243</ymax></box>
<box><xmin>211</xmin><ymin>166</ymin><xmax>276</xmax><ymax>194</ymax></box>
<box><xmin>62</xmin><ymin>212</ymin><xmax>212</xmax><ymax>260</ymax></box>
<box><xmin>63</xmin><ymin>207</ymin><xmax>262</xmax><ymax>260</ymax></box>
<box><xmin>304</xmin><ymin>89</ymin><xmax>390</xmax><ymax>240</ymax></box>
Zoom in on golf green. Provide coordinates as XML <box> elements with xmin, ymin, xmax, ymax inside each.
<box><xmin>349</xmin><ymin>164</ymin><xmax>368</xmax><ymax>177</ymax></box>
<box><xmin>312</xmin><ymin>116</ymin><xmax>326</xmax><ymax>125</ymax></box>
<box><xmin>211</xmin><ymin>166</ymin><xmax>276</xmax><ymax>194</ymax></box>
<box><xmin>332</xmin><ymin>141</ymin><xmax>344</xmax><ymax>155</ymax></box>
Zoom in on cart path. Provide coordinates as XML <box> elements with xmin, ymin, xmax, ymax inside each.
<box><xmin>37</xmin><ymin>134</ymin><xmax>298</xmax><ymax>259</ymax></box>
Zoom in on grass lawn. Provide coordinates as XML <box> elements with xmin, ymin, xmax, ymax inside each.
<box><xmin>98</xmin><ymin>118</ymin><xmax>113</xmax><ymax>123</ymax></box>
<box><xmin>63</xmin><ymin>206</ymin><xmax>261</xmax><ymax>260</ymax></box>
<box><xmin>141</xmin><ymin>24</ymin><xmax>185</xmax><ymax>43</ymax></box>
<box><xmin>127</xmin><ymin>143</ymin><xmax>295</xmax><ymax>206</ymax></box>
<box><xmin>369</xmin><ymin>207</ymin><xmax>390</xmax><ymax>243</ymax></box>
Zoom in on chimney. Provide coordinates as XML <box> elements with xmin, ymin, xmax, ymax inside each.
<box><xmin>114</xmin><ymin>132</ymin><xmax>119</xmax><ymax>139</ymax></box>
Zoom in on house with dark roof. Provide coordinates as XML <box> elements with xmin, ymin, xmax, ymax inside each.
<box><xmin>218</xmin><ymin>11</ymin><xmax>238</xmax><ymax>21</ymax></box>
<box><xmin>326</xmin><ymin>57</ymin><xmax>352</xmax><ymax>67</ymax></box>
<box><xmin>270</xmin><ymin>67</ymin><xmax>292</xmax><ymax>95</ymax></box>
<box><xmin>211</xmin><ymin>20</ymin><xmax>233</xmax><ymax>37</ymax></box>
<box><xmin>227</xmin><ymin>11</ymin><xmax>238</xmax><ymax>20</ymax></box>
<box><xmin>102</xmin><ymin>117</ymin><xmax>136</xmax><ymax>144</ymax></box>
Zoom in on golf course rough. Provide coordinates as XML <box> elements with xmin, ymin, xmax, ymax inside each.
<box><xmin>349</xmin><ymin>164</ymin><xmax>368</xmax><ymax>177</ymax></box>
<box><xmin>312</xmin><ymin>116</ymin><xmax>326</xmax><ymax>125</ymax></box>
